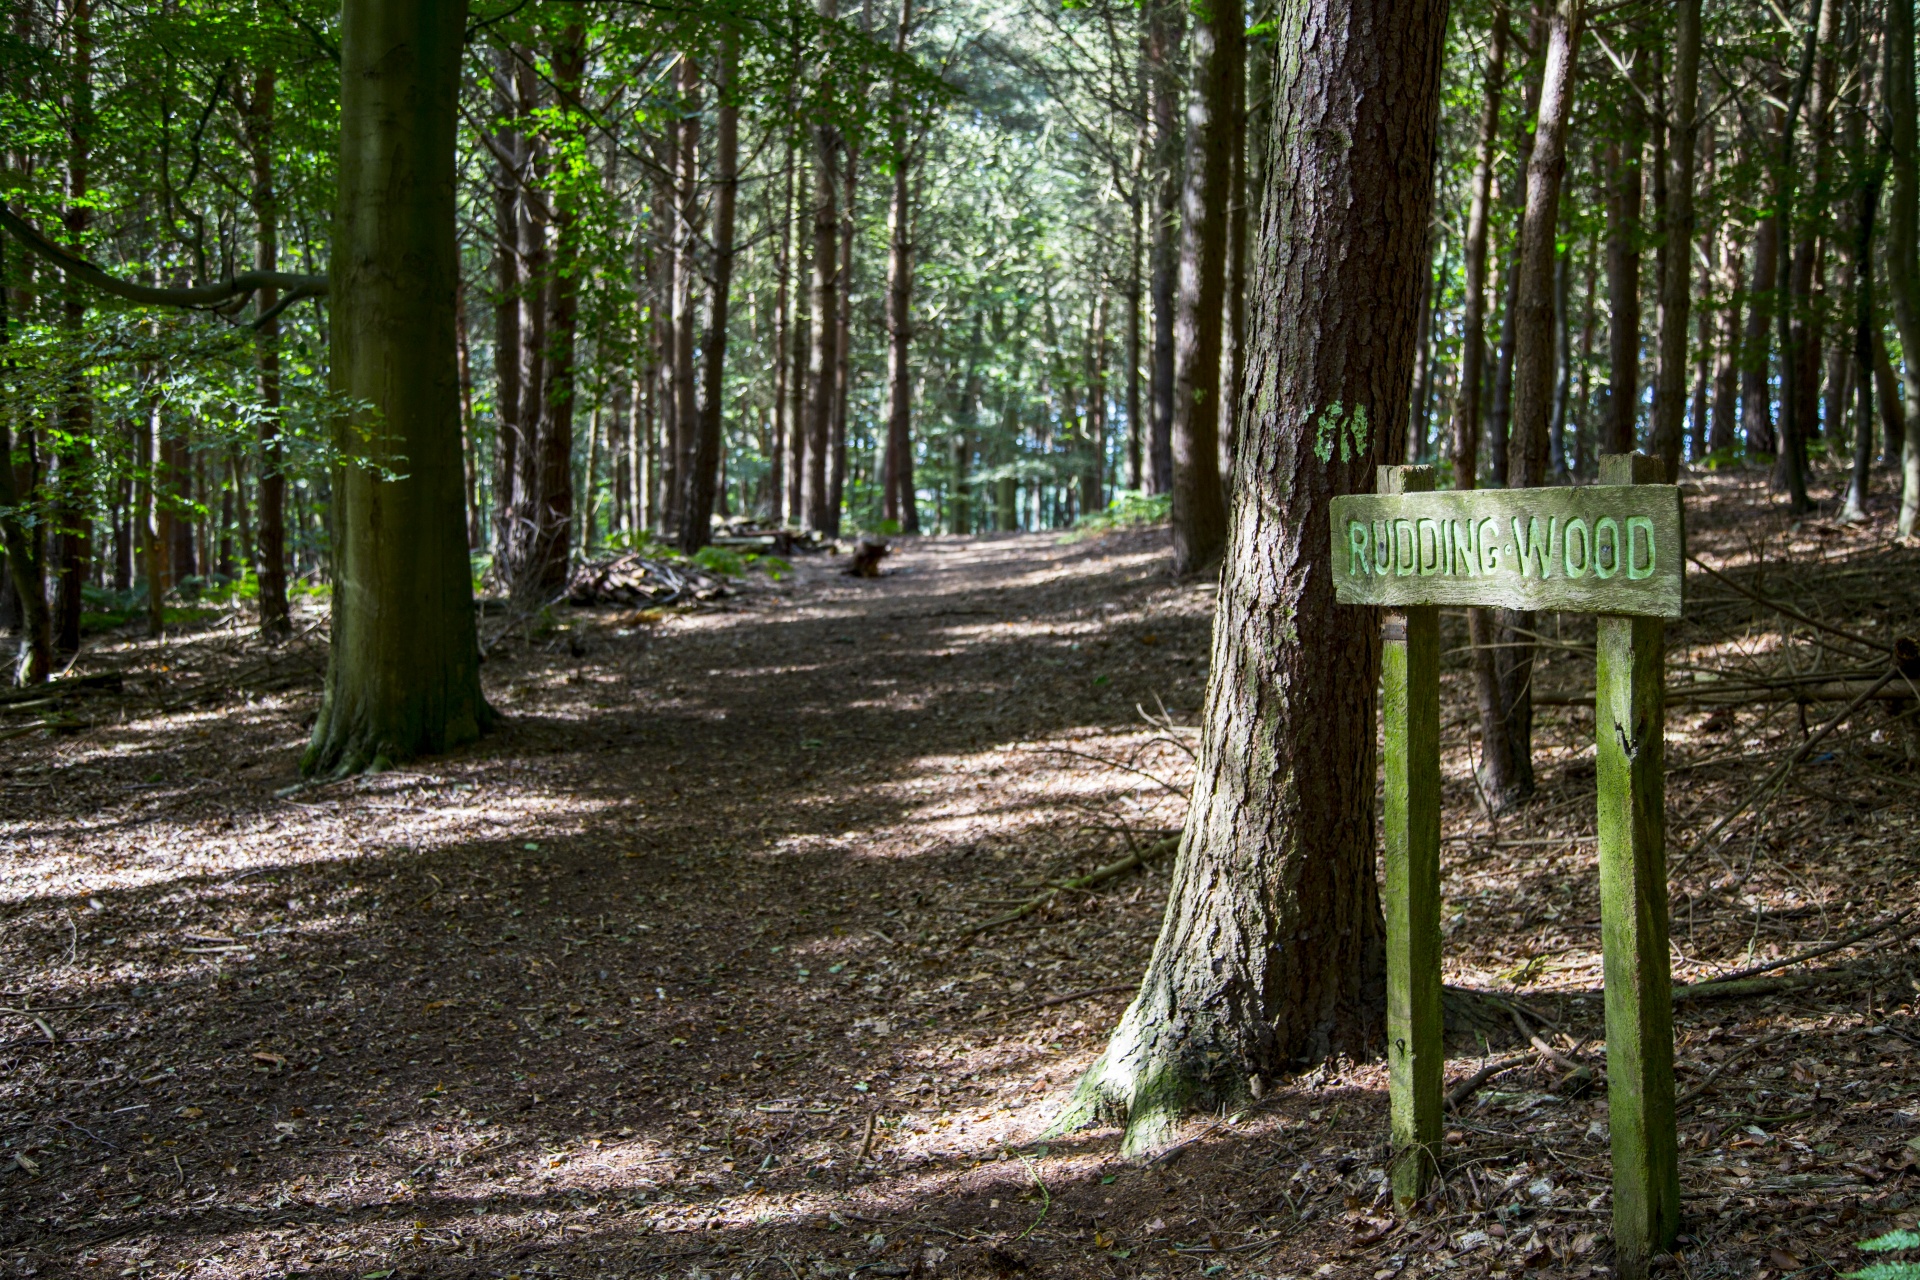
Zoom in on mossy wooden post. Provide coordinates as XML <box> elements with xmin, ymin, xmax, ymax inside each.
<box><xmin>1595</xmin><ymin>452</ymin><xmax>1679</xmax><ymax>1278</ymax></box>
<box><xmin>1379</xmin><ymin>463</ymin><xmax>1442</xmax><ymax>1211</ymax></box>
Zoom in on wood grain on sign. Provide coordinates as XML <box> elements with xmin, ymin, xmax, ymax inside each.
<box><xmin>1328</xmin><ymin>485</ymin><xmax>1685</xmax><ymax>618</ymax></box>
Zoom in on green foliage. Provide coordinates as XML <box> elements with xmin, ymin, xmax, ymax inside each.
<box><xmin>1847</xmin><ymin>1230</ymin><xmax>1920</xmax><ymax>1280</ymax></box>
<box><xmin>693</xmin><ymin>545</ymin><xmax>747</xmax><ymax>577</ymax></box>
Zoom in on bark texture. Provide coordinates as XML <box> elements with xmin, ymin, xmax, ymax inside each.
<box><xmin>683</xmin><ymin>35</ymin><xmax>739</xmax><ymax>553</ymax></box>
<box><xmin>1054</xmin><ymin>0</ymin><xmax>1444</xmax><ymax>1155</ymax></box>
<box><xmin>1652</xmin><ymin>0</ymin><xmax>1701</xmax><ymax>476</ymax></box>
<box><xmin>304</xmin><ymin>0</ymin><xmax>491</xmax><ymax>776</ymax></box>
<box><xmin>1145</xmin><ymin>0</ymin><xmax>1182</xmax><ymax>496</ymax></box>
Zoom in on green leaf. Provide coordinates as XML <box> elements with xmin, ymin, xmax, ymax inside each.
<box><xmin>1843</xmin><ymin>1264</ymin><xmax>1920</xmax><ymax>1280</ymax></box>
<box><xmin>1862</xmin><ymin>1233</ymin><xmax>1920</xmax><ymax>1252</ymax></box>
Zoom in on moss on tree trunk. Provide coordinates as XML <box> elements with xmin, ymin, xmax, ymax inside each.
<box><xmin>1052</xmin><ymin>0</ymin><xmax>1447</xmax><ymax>1157</ymax></box>
<box><xmin>303</xmin><ymin>0</ymin><xmax>491</xmax><ymax>776</ymax></box>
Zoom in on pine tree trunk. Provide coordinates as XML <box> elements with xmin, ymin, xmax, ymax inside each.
<box><xmin>1055</xmin><ymin>0</ymin><xmax>1444</xmax><ymax>1155</ymax></box>
<box><xmin>664</xmin><ymin>60</ymin><xmax>702</xmax><ymax>541</ymax></box>
<box><xmin>1774</xmin><ymin>0</ymin><xmax>1828</xmax><ymax>513</ymax></box>
<box><xmin>304</xmin><ymin>0</ymin><xmax>491</xmax><ymax>776</ymax></box>
<box><xmin>683</xmin><ymin>34</ymin><xmax>739</xmax><ymax>553</ymax></box>
<box><xmin>772</xmin><ymin>136</ymin><xmax>794</xmax><ymax>525</ymax></box>
<box><xmin>1651</xmin><ymin>0</ymin><xmax>1700</xmax><ymax>476</ymax></box>
<box><xmin>489</xmin><ymin>46</ymin><xmax>524</xmax><ymax>568</ymax></box>
<box><xmin>1145</xmin><ymin>0</ymin><xmax>1182</xmax><ymax>496</ymax></box>
<box><xmin>1168</xmin><ymin>0</ymin><xmax>1236</xmax><ymax>577</ymax></box>
<box><xmin>53</xmin><ymin>0</ymin><xmax>93</xmax><ymax>656</ymax></box>
<box><xmin>1221</xmin><ymin>23</ymin><xmax>1248</xmax><ymax>482</ymax></box>
<box><xmin>1711</xmin><ymin>226</ymin><xmax>1742</xmax><ymax>454</ymax></box>
<box><xmin>828</xmin><ymin>140</ymin><xmax>855</xmax><ymax>536</ymax></box>
<box><xmin>787</xmin><ymin>157</ymin><xmax>810</xmax><ymax>527</ymax></box>
<box><xmin>0</xmin><ymin>242</ymin><xmax>50</xmax><ymax>684</ymax></box>
<box><xmin>1084</xmin><ymin>295</ymin><xmax>1108</xmax><ymax>516</ymax></box>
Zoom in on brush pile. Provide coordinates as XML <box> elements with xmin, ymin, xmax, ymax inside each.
<box><xmin>566</xmin><ymin>553</ymin><xmax>732</xmax><ymax>607</ymax></box>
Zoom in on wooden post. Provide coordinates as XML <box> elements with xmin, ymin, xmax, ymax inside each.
<box><xmin>1379</xmin><ymin>463</ymin><xmax>1442</xmax><ymax>1211</ymax></box>
<box><xmin>1595</xmin><ymin>452</ymin><xmax>1678</xmax><ymax>1277</ymax></box>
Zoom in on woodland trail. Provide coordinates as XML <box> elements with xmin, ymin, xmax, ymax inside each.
<box><xmin>2</xmin><ymin>508</ymin><xmax>1919</xmax><ymax>1279</ymax></box>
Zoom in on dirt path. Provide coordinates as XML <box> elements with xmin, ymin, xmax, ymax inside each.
<box><xmin>2</xmin><ymin>510</ymin><xmax>1917</xmax><ymax>1280</ymax></box>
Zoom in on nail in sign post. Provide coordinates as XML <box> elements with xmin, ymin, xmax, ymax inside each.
<box><xmin>1332</xmin><ymin>454</ymin><xmax>1682</xmax><ymax>1279</ymax></box>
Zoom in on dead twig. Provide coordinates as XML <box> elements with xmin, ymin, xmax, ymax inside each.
<box><xmin>1685</xmin><ymin>909</ymin><xmax>1916</xmax><ymax>988</ymax></box>
<box><xmin>1445</xmin><ymin>1056</ymin><xmax>1532</xmax><ymax>1110</ymax></box>
<box><xmin>950</xmin><ymin>837</ymin><xmax>1178</xmax><ymax>938</ymax></box>
<box><xmin>1676</xmin><ymin>1030</ymin><xmax>1795</xmax><ymax>1113</ymax></box>
<box><xmin>1687</xmin><ymin>556</ymin><xmax>1894</xmax><ymax>655</ymax></box>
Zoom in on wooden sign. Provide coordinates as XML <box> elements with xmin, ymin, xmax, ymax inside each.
<box><xmin>1364</xmin><ymin>456</ymin><xmax>1678</xmax><ymax>1280</ymax></box>
<box><xmin>1329</xmin><ymin>485</ymin><xmax>1685</xmax><ymax>618</ymax></box>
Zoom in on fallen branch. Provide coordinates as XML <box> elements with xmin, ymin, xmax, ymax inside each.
<box><xmin>1686</xmin><ymin>556</ymin><xmax>1894</xmax><ymax>656</ymax></box>
<box><xmin>1685</xmin><ymin>909</ymin><xmax>1915</xmax><ymax>988</ymax></box>
<box><xmin>1672</xmin><ymin>975</ymin><xmax>1815</xmax><ymax>1002</ymax></box>
<box><xmin>951</xmin><ymin>837</ymin><xmax>1178</xmax><ymax>938</ymax></box>
<box><xmin>1676</xmin><ymin>1030</ymin><xmax>1795</xmax><ymax>1113</ymax></box>
<box><xmin>1445</xmin><ymin>1056</ymin><xmax>1532</xmax><ymax>1110</ymax></box>
<box><xmin>1674</xmin><ymin>666</ymin><xmax>1900</xmax><ymax>872</ymax></box>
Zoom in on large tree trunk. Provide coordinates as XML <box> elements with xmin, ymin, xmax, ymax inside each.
<box><xmin>1145</xmin><ymin>0</ymin><xmax>1182</xmax><ymax>496</ymax></box>
<box><xmin>1888</xmin><ymin>0</ymin><xmax>1920</xmax><ymax>534</ymax></box>
<box><xmin>1168</xmin><ymin>0</ymin><xmax>1237</xmax><ymax>576</ymax></box>
<box><xmin>526</xmin><ymin>22</ymin><xmax>584</xmax><ymax>598</ymax></box>
<box><xmin>242</xmin><ymin>64</ymin><xmax>292</xmax><ymax>638</ymax></box>
<box><xmin>1651</xmin><ymin>0</ymin><xmax>1701</xmax><ymax>476</ymax></box>
<box><xmin>303</xmin><ymin>0</ymin><xmax>491</xmax><ymax>776</ymax></box>
<box><xmin>1054</xmin><ymin>0</ymin><xmax>1444</xmax><ymax>1155</ymax></box>
<box><xmin>683</xmin><ymin>35</ymin><xmax>739</xmax><ymax>553</ymax></box>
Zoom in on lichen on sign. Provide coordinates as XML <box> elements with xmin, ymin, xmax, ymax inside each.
<box><xmin>1328</xmin><ymin>485</ymin><xmax>1684</xmax><ymax>619</ymax></box>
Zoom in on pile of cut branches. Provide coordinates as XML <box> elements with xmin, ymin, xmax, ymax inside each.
<box><xmin>566</xmin><ymin>553</ymin><xmax>732</xmax><ymax>607</ymax></box>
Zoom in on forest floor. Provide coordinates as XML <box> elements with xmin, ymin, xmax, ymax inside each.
<box><xmin>2</xmin><ymin>463</ymin><xmax>1919</xmax><ymax>1280</ymax></box>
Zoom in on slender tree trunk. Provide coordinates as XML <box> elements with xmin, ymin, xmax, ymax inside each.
<box><xmin>1451</xmin><ymin>13</ymin><xmax>1497</xmax><ymax>495</ymax></box>
<box><xmin>1775</xmin><ymin>0</ymin><xmax>1828</xmax><ymax>513</ymax></box>
<box><xmin>1711</xmin><ymin>236</ymin><xmax>1743</xmax><ymax>454</ymax></box>
<box><xmin>883</xmin><ymin>0</ymin><xmax>917</xmax><ymax>533</ymax></box>
<box><xmin>1222</xmin><ymin>19</ymin><xmax>1249</xmax><ymax>482</ymax></box>
<box><xmin>1127</xmin><ymin>136</ymin><xmax>1146</xmax><ymax>493</ymax></box>
<box><xmin>53</xmin><ymin>0</ymin><xmax>93</xmax><ymax>655</ymax></box>
<box><xmin>0</xmin><ymin>239</ymin><xmax>50</xmax><ymax>684</ymax></box>
<box><xmin>787</xmin><ymin>154</ymin><xmax>810</xmax><ymax>526</ymax></box>
<box><xmin>241</xmin><ymin>64</ymin><xmax>292</xmax><ymax>637</ymax></box>
<box><xmin>663</xmin><ymin>59</ymin><xmax>701</xmax><ymax>540</ymax></box>
<box><xmin>828</xmin><ymin>139</ymin><xmax>855</xmax><ymax>536</ymax></box>
<box><xmin>804</xmin><ymin>2</ymin><xmax>840</xmax><ymax>535</ymax></box>
<box><xmin>772</xmin><ymin>135</ymin><xmax>794</xmax><ymax>524</ymax></box>
<box><xmin>1549</xmin><ymin>242</ymin><xmax>1571</xmax><ymax>476</ymax></box>
<box><xmin>1084</xmin><ymin>294</ymin><xmax>1108</xmax><ymax>515</ymax></box>
<box><xmin>304</xmin><ymin>0</ymin><xmax>490</xmax><ymax>776</ymax></box>
<box><xmin>1743</xmin><ymin>209</ymin><xmax>1780</xmax><ymax>452</ymax></box>
<box><xmin>1145</xmin><ymin>0</ymin><xmax>1183</xmax><ymax>495</ymax></box>
<box><xmin>1168</xmin><ymin>0</ymin><xmax>1237</xmax><ymax>576</ymax></box>
<box><xmin>1845</xmin><ymin>129</ymin><xmax>1887</xmax><ymax>519</ymax></box>
<box><xmin>1055</xmin><ymin>0</ymin><xmax>1445</xmax><ymax>1156</ymax></box>
<box><xmin>527</xmin><ymin>22</ymin><xmax>584</xmax><ymax>598</ymax></box>
<box><xmin>1604</xmin><ymin>133</ymin><xmax>1644</xmax><ymax>454</ymax></box>
<box><xmin>1652</xmin><ymin>0</ymin><xmax>1701</xmax><ymax>475</ymax></box>
<box><xmin>1887</xmin><ymin>0</ymin><xmax>1920</xmax><ymax>534</ymax></box>
<box><xmin>489</xmin><ymin>46</ymin><xmax>525</xmax><ymax>569</ymax></box>
<box><xmin>684</xmin><ymin>34</ymin><xmax>739</xmax><ymax>553</ymax></box>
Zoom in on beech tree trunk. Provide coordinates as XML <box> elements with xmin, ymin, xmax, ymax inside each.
<box><xmin>1652</xmin><ymin>0</ymin><xmax>1701</xmax><ymax>476</ymax></box>
<box><xmin>1055</xmin><ymin>0</ymin><xmax>1444</xmax><ymax>1155</ymax></box>
<box><xmin>683</xmin><ymin>34</ymin><xmax>739</xmax><ymax>553</ymax></box>
<box><xmin>1145</xmin><ymin>0</ymin><xmax>1182</xmax><ymax>496</ymax></box>
<box><xmin>304</xmin><ymin>0</ymin><xmax>491</xmax><ymax>776</ymax></box>
<box><xmin>1168</xmin><ymin>0</ymin><xmax>1237</xmax><ymax>576</ymax></box>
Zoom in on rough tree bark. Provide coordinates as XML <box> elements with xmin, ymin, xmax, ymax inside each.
<box><xmin>803</xmin><ymin>0</ymin><xmax>841</xmax><ymax>535</ymax></box>
<box><xmin>240</xmin><ymin>64</ymin><xmax>292</xmax><ymax>638</ymax></box>
<box><xmin>683</xmin><ymin>33</ymin><xmax>739</xmax><ymax>553</ymax></box>
<box><xmin>1052</xmin><ymin>0</ymin><xmax>1445</xmax><ymax>1156</ymax></box>
<box><xmin>1603</xmin><ymin>130</ymin><xmax>1643</xmax><ymax>453</ymax></box>
<box><xmin>828</xmin><ymin>138</ymin><xmax>855</xmax><ymax>537</ymax></box>
<box><xmin>1168</xmin><ymin>0</ymin><xmax>1238</xmax><ymax>577</ymax></box>
<box><xmin>52</xmin><ymin>0</ymin><xmax>93</xmax><ymax>656</ymax></box>
<box><xmin>664</xmin><ymin>57</ymin><xmax>701</xmax><ymax>541</ymax></box>
<box><xmin>527</xmin><ymin>22</ymin><xmax>584</xmax><ymax>597</ymax></box>
<box><xmin>1742</xmin><ymin>207</ymin><xmax>1780</xmax><ymax>453</ymax></box>
<box><xmin>303</xmin><ymin>0</ymin><xmax>492</xmax><ymax>776</ymax></box>
<box><xmin>0</xmin><ymin>239</ymin><xmax>51</xmax><ymax>685</ymax></box>
<box><xmin>489</xmin><ymin>45</ymin><xmax>525</xmax><ymax>569</ymax></box>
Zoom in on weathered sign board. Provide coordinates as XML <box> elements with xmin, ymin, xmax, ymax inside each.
<box><xmin>1336</xmin><ymin>456</ymin><xmax>1682</xmax><ymax>1280</ymax></box>
<box><xmin>1330</xmin><ymin>485</ymin><xmax>1685</xmax><ymax>618</ymax></box>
